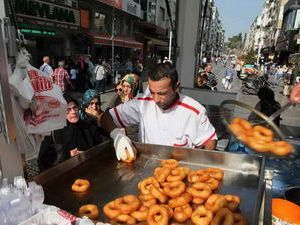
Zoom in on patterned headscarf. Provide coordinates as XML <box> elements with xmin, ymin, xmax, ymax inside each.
<box><xmin>80</xmin><ymin>89</ymin><xmax>100</xmax><ymax>120</ymax></box>
<box><xmin>121</xmin><ymin>74</ymin><xmax>140</xmax><ymax>102</ymax></box>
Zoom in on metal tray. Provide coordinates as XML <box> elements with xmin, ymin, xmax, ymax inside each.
<box><xmin>34</xmin><ymin>141</ymin><xmax>265</xmax><ymax>225</ymax></box>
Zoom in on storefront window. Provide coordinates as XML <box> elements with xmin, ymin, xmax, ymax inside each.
<box><xmin>94</xmin><ymin>12</ymin><xmax>107</xmax><ymax>33</ymax></box>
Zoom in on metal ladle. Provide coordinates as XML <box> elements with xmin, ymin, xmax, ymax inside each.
<box><xmin>220</xmin><ymin>100</ymin><xmax>296</xmax><ymax>157</ymax></box>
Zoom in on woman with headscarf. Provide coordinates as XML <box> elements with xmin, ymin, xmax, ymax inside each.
<box><xmin>38</xmin><ymin>94</ymin><xmax>104</xmax><ymax>172</ymax></box>
<box><xmin>80</xmin><ymin>89</ymin><xmax>104</xmax><ymax>124</ymax></box>
<box><xmin>120</xmin><ymin>73</ymin><xmax>140</xmax><ymax>103</ymax></box>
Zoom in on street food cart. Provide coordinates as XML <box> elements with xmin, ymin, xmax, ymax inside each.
<box><xmin>33</xmin><ymin>141</ymin><xmax>268</xmax><ymax>224</ymax></box>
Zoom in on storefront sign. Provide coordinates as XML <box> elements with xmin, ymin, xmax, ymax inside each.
<box><xmin>122</xmin><ymin>0</ymin><xmax>142</xmax><ymax>19</ymax></box>
<box><xmin>20</xmin><ymin>28</ymin><xmax>56</xmax><ymax>36</ymax></box>
<box><xmin>14</xmin><ymin>0</ymin><xmax>80</xmax><ymax>29</ymax></box>
<box><xmin>97</xmin><ymin>0</ymin><xmax>122</xmax><ymax>10</ymax></box>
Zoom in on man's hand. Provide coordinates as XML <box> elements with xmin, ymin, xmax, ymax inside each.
<box><xmin>204</xmin><ymin>139</ymin><xmax>217</xmax><ymax>150</ymax></box>
<box><xmin>290</xmin><ymin>84</ymin><xmax>300</xmax><ymax>103</ymax></box>
<box><xmin>110</xmin><ymin>128</ymin><xmax>135</xmax><ymax>161</ymax></box>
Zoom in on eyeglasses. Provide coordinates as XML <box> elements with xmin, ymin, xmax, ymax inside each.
<box><xmin>115</xmin><ymin>88</ymin><xmax>122</xmax><ymax>92</ymax></box>
<box><xmin>67</xmin><ymin>106</ymin><xmax>78</xmax><ymax>114</ymax></box>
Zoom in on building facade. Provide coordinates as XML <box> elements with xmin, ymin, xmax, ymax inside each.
<box><xmin>276</xmin><ymin>0</ymin><xmax>300</xmax><ymax>64</ymax></box>
<box><xmin>7</xmin><ymin>0</ymin><xmax>178</xmax><ymax>66</ymax></box>
<box><xmin>197</xmin><ymin>0</ymin><xmax>224</xmax><ymax>62</ymax></box>
<box><xmin>8</xmin><ymin>0</ymin><xmax>83</xmax><ymax>66</ymax></box>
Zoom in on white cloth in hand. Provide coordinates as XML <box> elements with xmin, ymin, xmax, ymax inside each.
<box><xmin>110</xmin><ymin>128</ymin><xmax>134</xmax><ymax>161</ymax></box>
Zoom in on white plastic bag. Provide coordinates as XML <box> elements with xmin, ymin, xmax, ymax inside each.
<box><xmin>10</xmin><ymin>49</ymin><xmax>67</xmax><ymax>135</ymax></box>
<box><xmin>9</xmin><ymin>49</ymin><xmax>67</xmax><ymax>157</ymax></box>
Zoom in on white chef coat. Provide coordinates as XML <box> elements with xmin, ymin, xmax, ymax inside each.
<box><xmin>109</xmin><ymin>92</ymin><xmax>217</xmax><ymax>148</ymax></box>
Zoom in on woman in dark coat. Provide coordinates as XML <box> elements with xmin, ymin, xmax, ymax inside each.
<box><xmin>38</xmin><ymin>94</ymin><xmax>104</xmax><ymax>172</ymax></box>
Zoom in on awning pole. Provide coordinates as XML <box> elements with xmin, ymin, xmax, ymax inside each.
<box><xmin>168</xmin><ymin>31</ymin><xmax>172</xmax><ymax>61</ymax></box>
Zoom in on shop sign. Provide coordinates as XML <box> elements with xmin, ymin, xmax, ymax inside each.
<box><xmin>20</xmin><ymin>28</ymin><xmax>56</xmax><ymax>36</ymax></box>
<box><xmin>14</xmin><ymin>0</ymin><xmax>80</xmax><ymax>28</ymax></box>
<box><xmin>97</xmin><ymin>0</ymin><xmax>122</xmax><ymax>10</ymax></box>
<box><xmin>122</xmin><ymin>0</ymin><xmax>142</xmax><ymax>19</ymax></box>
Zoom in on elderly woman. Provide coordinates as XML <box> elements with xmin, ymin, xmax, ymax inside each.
<box><xmin>80</xmin><ymin>89</ymin><xmax>104</xmax><ymax>124</ymax></box>
<box><xmin>38</xmin><ymin>94</ymin><xmax>104</xmax><ymax>172</ymax></box>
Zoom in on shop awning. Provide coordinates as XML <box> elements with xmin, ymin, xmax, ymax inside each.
<box><xmin>92</xmin><ymin>33</ymin><xmax>143</xmax><ymax>49</ymax></box>
<box><xmin>144</xmin><ymin>35</ymin><xmax>168</xmax><ymax>47</ymax></box>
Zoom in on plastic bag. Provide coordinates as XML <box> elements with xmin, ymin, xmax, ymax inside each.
<box><xmin>19</xmin><ymin>206</ymin><xmax>76</xmax><ymax>225</ymax></box>
<box><xmin>9</xmin><ymin>49</ymin><xmax>66</xmax><ymax>157</ymax></box>
<box><xmin>10</xmin><ymin>49</ymin><xmax>66</xmax><ymax>134</ymax></box>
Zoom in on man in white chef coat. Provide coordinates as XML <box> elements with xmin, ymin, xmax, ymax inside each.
<box><xmin>101</xmin><ymin>62</ymin><xmax>217</xmax><ymax>161</ymax></box>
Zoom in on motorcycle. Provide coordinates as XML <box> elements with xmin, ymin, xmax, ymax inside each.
<box><xmin>241</xmin><ymin>76</ymin><xmax>270</xmax><ymax>95</ymax></box>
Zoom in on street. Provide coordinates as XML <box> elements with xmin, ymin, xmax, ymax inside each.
<box><xmin>212</xmin><ymin>63</ymin><xmax>300</xmax><ymax>136</ymax></box>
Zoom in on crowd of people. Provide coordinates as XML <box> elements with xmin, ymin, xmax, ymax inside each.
<box><xmin>36</xmin><ymin>54</ymin><xmax>300</xmax><ymax>172</ymax></box>
<box><xmin>38</xmin><ymin>55</ymin><xmax>144</xmax><ymax>94</ymax></box>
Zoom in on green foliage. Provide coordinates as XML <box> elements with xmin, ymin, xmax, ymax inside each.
<box><xmin>241</xmin><ymin>50</ymin><xmax>257</xmax><ymax>65</ymax></box>
<box><xmin>226</xmin><ymin>33</ymin><xmax>243</xmax><ymax>50</ymax></box>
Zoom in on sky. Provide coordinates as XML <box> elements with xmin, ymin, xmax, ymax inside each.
<box><xmin>214</xmin><ymin>0</ymin><xmax>264</xmax><ymax>40</ymax></box>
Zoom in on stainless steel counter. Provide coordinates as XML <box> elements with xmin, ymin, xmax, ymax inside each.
<box><xmin>34</xmin><ymin>141</ymin><xmax>266</xmax><ymax>225</ymax></box>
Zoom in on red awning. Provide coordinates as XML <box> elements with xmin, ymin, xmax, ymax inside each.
<box><xmin>92</xmin><ymin>33</ymin><xmax>143</xmax><ymax>49</ymax></box>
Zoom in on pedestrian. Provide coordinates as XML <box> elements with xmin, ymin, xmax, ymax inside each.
<box><xmin>222</xmin><ymin>64</ymin><xmax>236</xmax><ymax>90</ymax></box>
<box><xmin>77</xmin><ymin>56</ymin><xmax>89</xmax><ymax>92</ymax></box>
<box><xmin>84</xmin><ymin>56</ymin><xmax>95</xmax><ymax>90</ymax></box>
<box><xmin>283</xmin><ymin>66</ymin><xmax>293</xmax><ymax>96</ymax></box>
<box><xmin>39</xmin><ymin>56</ymin><xmax>53</xmax><ymax>77</ymax></box>
<box><xmin>94</xmin><ymin>59</ymin><xmax>106</xmax><ymax>94</ymax></box>
<box><xmin>134</xmin><ymin>60</ymin><xmax>143</xmax><ymax>76</ymax></box>
<box><xmin>196</xmin><ymin>64</ymin><xmax>217</xmax><ymax>91</ymax></box>
<box><xmin>125</xmin><ymin>58</ymin><xmax>133</xmax><ymax>74</ymax></box>
<box><xmin>69</xmin><ymin>63</ymin><xmax>78</xmax><ymax>90</ymax></box>
<box><xmin>235</xmin><ymin>63</ymin><xmax>242</xmax><ymax>78</ymax></box>
<box><xmin>100</xmin><ymin>62</ymin><xmax>217</xmax><ymax>161</ymax></box>
<box><xmin>51</xmin><ymin>60</ymin><xmax>72</xmax><ymax>93</ymax></box>
<box><xmin>275</xmin><ymin>66</ymin><xmax>284</xmax><ymax>81</ymax></box>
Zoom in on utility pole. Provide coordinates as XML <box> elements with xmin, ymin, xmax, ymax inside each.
<box><xmin>111</xmin><ymin>0</ymin><xmax>115</xmax><ymax>81</ymax></box>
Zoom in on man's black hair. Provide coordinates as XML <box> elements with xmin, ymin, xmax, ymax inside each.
<box><xmin>257</xmin><ymin>87</ymin><xmax>275</xmax><ymax>102</ymax></box>
<box><xmin>147</xmin><ymin>62</ymin><xmax>178</xmax><ymax>88</ymax></box>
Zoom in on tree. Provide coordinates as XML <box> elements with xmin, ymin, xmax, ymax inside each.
<box><xmin>226</xmin><ymin>33</ymin><xmax>243</xmax><ymax>50</ymax></box>
<box><xmin>241</xmin><ymin>50</ymin><xmax>257</xmax><ymax>65</ymax></box>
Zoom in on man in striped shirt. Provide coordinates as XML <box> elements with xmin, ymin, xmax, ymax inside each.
<box><xmin>51</xmin><ymin>61</ymin><xmax>72</xmax><ymax>92</ymax></box>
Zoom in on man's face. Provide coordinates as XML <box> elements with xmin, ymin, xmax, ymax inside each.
<box><xmin>205</xmin><ymin>65</ymin><xmax>212</xmax><ymax>73</ymax></box>
<box><xmin>148</xmin><ymin>77</ymin><xmax>179</xmax><ymax>110</ymax></box>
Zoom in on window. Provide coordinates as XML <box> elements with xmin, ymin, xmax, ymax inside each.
<box><xmin>294</xmin><ymin>9</ymin><xmax>300</xmax><ymax>29</ymax></box>
<box><xmin>94</xmin><ymin>12</ymin><xmax>107</xmax><ymax>33</ymax></box>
